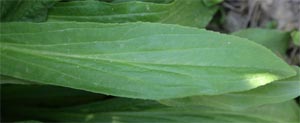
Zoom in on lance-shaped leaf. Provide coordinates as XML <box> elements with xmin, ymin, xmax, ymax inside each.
<box><xmin>48</xmin><ymin>0</ymin><xmax>220</xmax><ymax>28</ymax></box>
<box><xmin>160</xmin><ymin>67</ymin><xmax>300</xmax><ymax>110</ymax></box>
<box><xmin>232</xmin><ymin>28</ymin><xmax>290</xmax><ymax>56</ymax></box>
<box><xmin>3</xmin><ymin>98</ymin><xmax>299</xmax><ymax>123</ymax></box>
<box><xmin>0</xmin><ymin>22</ymin><xmax>296</xmax><ymax>100</ymax></box>
<box><xmin>0</xmin><ymin>0</ymin><xmax>58</xmax><ymax>22</ymax></box>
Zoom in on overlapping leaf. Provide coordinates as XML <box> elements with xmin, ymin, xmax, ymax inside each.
<box><xmin>48</xmin><ymin>0</ymin><xmax>220</xmax><ymax>28</ymax></box>
<box><xmin>160</xmin><ymin>67</ymin><xmax>300</xmax><ymax>110</ymax></box>
<box><xmin>1</xmin><ymin>0</ymin><xmax>299</xmax><ymax>122</ymax></box>
<box><xmin>232</xmin><ymin>28</ymin><xmax>290</xmax><ymax>55</ymax></box>
<box><xmin>4</xmin><ymin>98</ymin><xmax>299</xmax><ymax>123</ymax></box>
<box><xmin>0</xmin><ymin>22</ymin><xmax>296</xmax><ymax>99</ymax></box>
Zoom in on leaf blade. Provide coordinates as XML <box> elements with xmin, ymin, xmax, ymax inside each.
<box><xmin>160</xmin><ymin>66</ymin><xmax>300</xmax><ymax>110</ymax></box>
<box><xmin>232</xmin><ymin>28</ymin><xmax>290</xmax><ymax>55</ymax></box>
<box><xmin>0</xmin><ymin>22</ymin><xmax>296</xmax><ymax>99</ymax></box>
<box><xmin>5</xmin><ymin>98</ymin><xmax>299</xmax><ymax>123</ymax></box>
<box><xmin>48</xmin><ymin>0</ymin><xmax>219</xmax><ymax>28</ymax></box>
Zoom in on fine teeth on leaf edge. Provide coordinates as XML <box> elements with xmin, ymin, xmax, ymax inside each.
<box><xmin>0</xmin><ymin>22</ymin><xmax>296</xmax><ymax>99</ymax></box>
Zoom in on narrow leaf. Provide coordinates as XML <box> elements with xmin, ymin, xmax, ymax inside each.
<box><xmin>0</xmin><ymin>22</ymin><xmax>296</xmax><ymax>100</ymax></box>
<box><xmin>160</xmin><ymin>67</ymin><xmax>300</xmax><ymax>110</ymax></box>
<box><xmin>4</xmin><ymin>98</ymin><xmax>299</xmax><ymax>123</ymax></box>
<box><xmin>48</xmin><ymin>0</ymin><xmax>220</xmax><ymax>28</ymax></box>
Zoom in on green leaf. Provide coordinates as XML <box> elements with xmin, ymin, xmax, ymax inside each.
<box><xmin>0</xmin><ymin>22</ymin><xmax>296</xmax><ymax>100</ymax></box>
<box><xmin>160</xmin><ymin>66</ymin><xmax>300</xmax><ymax>110</ymax></box>
<box><xmin>232</xmin><ymin>28</ymin><xmax>290</xmax><ymax>55</ymax></box>
<box><xmin>4</xmin><ymin>98</ymin><xmax>299</xmax><ymax>123</ymax></box>
<box><xmin>291</xmin><ymin>31</ymin><xmax>300</xmax><ymax>46</ymax></box>
<box><xmin>0</xmin><ymin>0</ymin><xmax>58</xmax><ymax>22</ymax></box>
<box><xmin>48</xmin><ymin>0</ymin><xmax>219</xmax><ymax>28</ymax></box>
